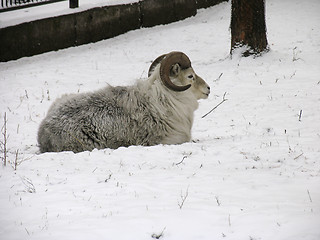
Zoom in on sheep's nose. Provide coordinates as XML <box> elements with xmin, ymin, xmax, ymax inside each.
<box><xmin>207</xmin><ymin>86</ymin><xmax>210</xmax><ymax>90</ymax></box>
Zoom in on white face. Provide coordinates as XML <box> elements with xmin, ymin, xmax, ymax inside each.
<box><xmin>171</xmin><ymin>64</ymin><xmax>211</xmax><ymax>100</ymax></box>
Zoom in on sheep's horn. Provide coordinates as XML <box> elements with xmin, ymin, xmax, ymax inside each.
<box><xmin>159</xmin><ymin>51</ymin><xmax>192</xmax><ymax>92</ymax></box>
<box><xmin>148</xmin><ymin>54</ymin><xmax>167</xmax><ymax>77</ymax></box>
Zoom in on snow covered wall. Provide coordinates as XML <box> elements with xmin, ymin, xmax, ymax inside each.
<box><xmin>0</xmin><ymin>0</ymin><xmax>226</xmax><ymax>62</ymax></box>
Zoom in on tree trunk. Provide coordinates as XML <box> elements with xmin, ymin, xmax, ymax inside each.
<box><xmin>230</xmin><ymin>0</ymin><xmax>268</xmax><ymax>56</ymax></box>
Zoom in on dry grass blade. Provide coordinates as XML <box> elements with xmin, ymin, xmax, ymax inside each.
<box><xmin>202</xmin><ymin>92</ymin><xmax>228</xmax><ymax>118</ymax></box>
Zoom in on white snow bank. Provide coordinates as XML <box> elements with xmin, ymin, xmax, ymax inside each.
<box><xmin>0</xmin><ymin>0</ymin><xmax>139</xmax><ymax>28</ymax></box>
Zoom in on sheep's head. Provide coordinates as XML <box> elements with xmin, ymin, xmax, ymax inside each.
<box><xmin>148</xmin><ymin>52</ymin><xmax>210</xmax><ymax>99</ymax></box>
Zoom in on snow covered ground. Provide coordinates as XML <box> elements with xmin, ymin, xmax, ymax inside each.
<box><xmin>0</xmin><ymin>0</ymin><xmax>139</xmax><ymax>28</ymax></box>
<box><xmin>0</xmin><ymin>0</ymin><xmax>320</xmax><ymax>239</ymax></box>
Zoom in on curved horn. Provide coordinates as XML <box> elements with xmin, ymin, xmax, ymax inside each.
<box><xmin>148</xmin><ymin>54</ymin><xmax>167</xmax><ymax>77</ymax></box>
<box><xmin>159</xmin><ymin>51</ymin><xmax>192</xmax><ymax>92</ymax></box>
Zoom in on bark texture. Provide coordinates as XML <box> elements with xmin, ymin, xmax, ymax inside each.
<box><xmin>231</xmin><ymin>0</ymin><xmax>268</xmax><ymax>56</ymax></box>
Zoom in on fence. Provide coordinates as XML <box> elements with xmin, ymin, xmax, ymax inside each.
<box><xmin>0</xmin><ymin>0</ymin><xmax>78</xmax><ymax>12</ymax></box>
<box><xmin>0</xmin><ymin>0</ymin><xmax>227</xmax><ymax>62</ymax></box>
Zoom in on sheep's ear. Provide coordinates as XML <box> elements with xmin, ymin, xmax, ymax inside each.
<box><xmin>170</xmin><ymin>63</ymin><xmax>181</xmax><ymax>77</ymax></box>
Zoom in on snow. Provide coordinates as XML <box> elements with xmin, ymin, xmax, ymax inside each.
<box><xmin>0</xmin><ymin>0</ymin><xmax>139</xmax><ymax>28</ymax></box>
<box><xmin>0</xmin><ymin>0</ymin><xmax>320</xmax><ymax>239</ymax></box>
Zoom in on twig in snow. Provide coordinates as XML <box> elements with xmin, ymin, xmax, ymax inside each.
<box><xmin>25</xmin><ymin>90</ymin><xmax>29</xmax><ymax>99</ymax></box>
<box><xmin>46</xmin><ymin>90</ymin><xmax>50</xmax><ymax>100</ymax></box>
<box><xmin>290</xmin><ymin>71</ymin><xmax>297</xmax><ymax>79</ymax></box>
<box><xmin>215</xmin><ymin>196</ymin><xmax>221</xmax><ymax>206</ymax></box>
<box><xmin>12</xmin><ymin>153</ymin><xmax>34</xmax><ymax>170</ymax></box>
<box><xmin>307</xmin><ymin>190</ymin><xmax>312</xmax><ymax>203</ymax></box>
<box><xmin>294</xmin><ymin>153</ymin><xmax>303</xmax><ymax>160</ymax></box>
<box><xmin>175</xmin><ymin>156</ymin><xmax>187</xmax><ymax>166</ymax></box>
<box><xmin>105</xmin><ymin>173</ymin><xmax>113</xmax><ymax>182</ymax></box>
<box><xmin>151</xmin><ymin>227</ymin><xmax>166</xmax><ymax>239</ymax></box>
<box><xmin>1</xmin><ymin>112</ymin><xmax>8</xmax><ymax>167</ymax></box>
<box><xmin>14</xmin><ymin>149</ymin><xmax>19</xmax><ymax>171</ymax></box>
<box><xmin>202</xmin><ymin>92</ymin><xmax>228</xmax><ymax>118</ymax></box>
<box><xmin>21</xmin><ymin>177</ymin><xmax>36</xmax><ymax>193</ymax></box>
<box><xmin>298</xmin><ymin>110</ymin><xmax>302</xmax><ymax>121</ymax></box>
<box><xmin>178</xmin><ymin>187</ymin><xmax>189</xmax><ymax>209</ymax></box>
<box><xmin>228</xmin><ymin>214</ymin><xmax>231</xmax><ymax>226</ymax></box>
<box><xmin>292</xmin><ymin>47</ymin><xmax>301</xmax><ymax>62</ymax></box>
<box><xmin>213</xmin><ymin>73</ymin><xmax>223</xmax><ymax>82</ymax></box>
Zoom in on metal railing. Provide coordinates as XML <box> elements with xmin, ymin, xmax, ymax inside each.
<box><xmin>0</xmin><ymin>0</ymin><xmax>78</xmax><ymax>12</ymax></box>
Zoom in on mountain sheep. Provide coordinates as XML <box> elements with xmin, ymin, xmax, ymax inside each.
<box><xmin>37</xmin><ymin>51</ymin><xmax>210</xmax><ymax>153</ymax></box>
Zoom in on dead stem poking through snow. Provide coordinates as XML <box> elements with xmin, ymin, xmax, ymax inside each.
<box><xmin>202</xmin><ymin>92</ymin><xmax>228</xmax><ymax>118</ymax></box>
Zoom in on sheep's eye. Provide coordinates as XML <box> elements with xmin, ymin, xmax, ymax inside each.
<box><xmin>188</xmin><ymin>75</ymin><xmax>194</xmax><ymax>79</ymax></box>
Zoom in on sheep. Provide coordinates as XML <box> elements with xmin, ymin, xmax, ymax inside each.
<box><xmin>37</xmin><ymin>51</ymin><xmax>210</xmax><ymax>153</ymax></box>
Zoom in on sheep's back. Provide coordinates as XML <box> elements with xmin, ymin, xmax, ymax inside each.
<box><xmin>38</xmin><ymin>86</ymin><xmax>165</xmax><ymax>152</ymax></box>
